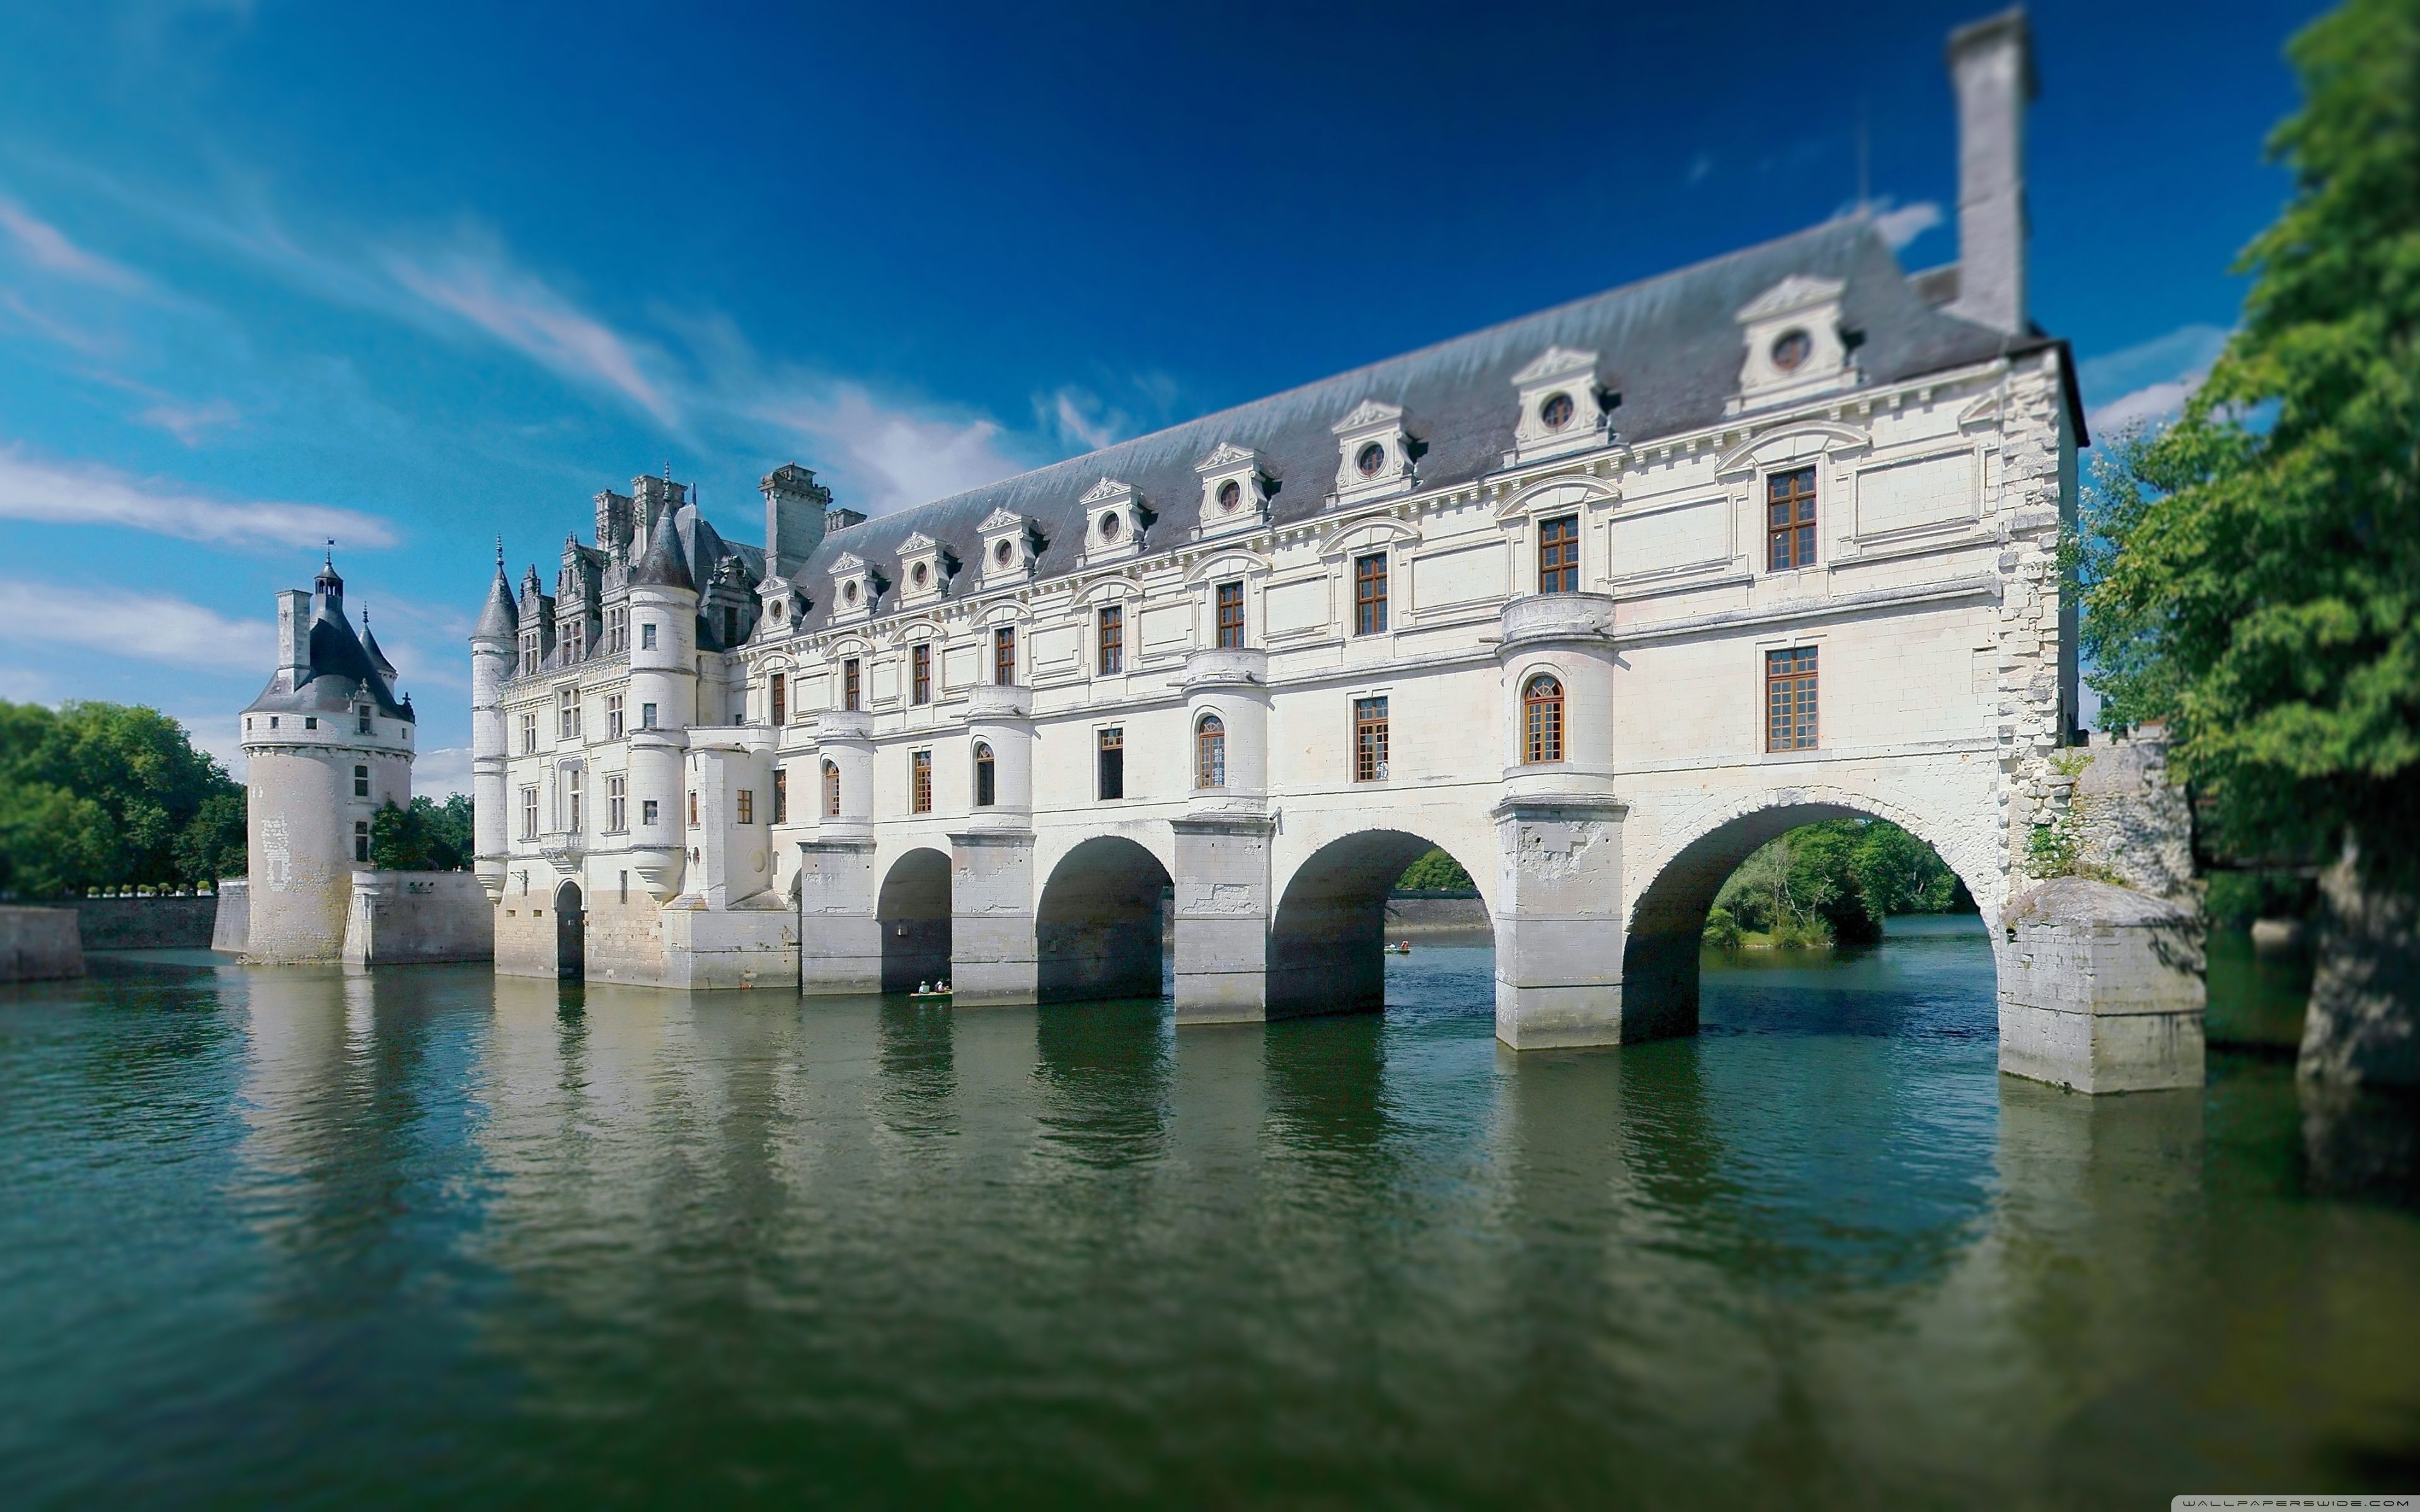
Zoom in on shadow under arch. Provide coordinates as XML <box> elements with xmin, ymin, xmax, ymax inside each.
<box><xmin>1623</xmin><ymin>798</ymin><xmax>1993</xmax><ymax>1034</ymax></box>
<box><xmin>1037</xmin><ymin>835</ymin><xmax>1172</xmax><ymax>1003</ymax></box>
<box><xmin>878</xmin><ymin>847</ymin><xmax>952</xmax><ymax>995</ymax></box>
<box><xmin>553</xmin><ymin>879</ymin><xmax>584</xmax><ymax>981</ymax></box>
<box><xmin>1269</xmin><ymin>829</ymin><xmax>1489</xmax><ymax>1019</ymax></box>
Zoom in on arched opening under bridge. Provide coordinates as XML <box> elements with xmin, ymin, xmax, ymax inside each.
<box><xmin>1624</xmin><ymin>802</ymin><xmax>1986</xmax><ymax>1033</ymax></box>
<box><xmin>879</xmin><ymin>848</ymin><xmax>952</xmax><ymax>995</ymax></box>
<box><xmin>1037</xmin><ymin>836</ymin><xmax>1173</xmax><ymax>1003</ymax></box>
<box><xmin>553</xmin><ymin>879</ymin><xmax>585</xmax><ymax>981</ymax></box>
<box><xmin>1269</xmin><ymin>830</ymin><xmax>1489</xmax><ymax>1019</ymax></box>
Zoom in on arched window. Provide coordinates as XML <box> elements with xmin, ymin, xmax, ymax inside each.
<box><xmin>972</xmin><ymin>742</ymin><xmax>996</xmax><ymax>808</ymax></box>
<box><xmin>822</xmin><ymin>759</ymin><xmax>841</xmax><ymax>818</ymax></box>
<box><xmin>1196</xmin><ymin>714</ymin><xmax>1226</xmax><ymax>789</ymax></box>
<box><xmin>1521</xmin><ymin>674</ymin><xmax>1564</xmax><ymax>764</ymax></box>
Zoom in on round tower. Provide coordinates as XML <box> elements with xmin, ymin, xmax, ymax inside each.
<box><xmin>625</xmin><ymin>506</ymin><xmax>698</xmax><ymax>900</ymax></box>
<box><xmin>469</xmin><ymin>543</ymin><xmax>518</xmax><ymax>902</ymax></box>
<box><xmin>238</xmin><ymin>557</ymin><xmax>417</xmax><ymax>962</ymax></box>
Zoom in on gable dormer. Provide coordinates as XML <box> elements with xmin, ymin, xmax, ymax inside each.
<box><xmin>1194</xmin><ymin>441</ymin><xmax>1270</xmax><ymax>541</ymax></box>
<box><xmin>896</xmin><ymin>530</ymin><xmax>954</xmax><ymax>608</ymax></box>
<box><xmin>827</xmin><ymin>550</ymin><xmax>880</xmax><ymax>626</ymax></box>
<box><xmin>979</xmin><ymin>507</ymin><xmax>1037</xmax><ymax>586</ymax></box>
<box><xmin>1332</xmin><ymin>399</ymin><xmax>1416</xmax><ymax>505</ymax></box>
<box><xmin>1729</xmin><ymin>275</ymin><xmax>1860</xmax><ymax>414</ymax></box>
<box><xmin>1080</xmin><ymin>476</ymin><xmax>1151</xmax><ymax>566</ymax></box>
<box><xmin>1506</xmin><ymin>346</ymin><xmax>1616</xmax><ymax>466</ymax></box>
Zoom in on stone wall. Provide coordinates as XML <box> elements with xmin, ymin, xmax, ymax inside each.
<box><xmin>211</xmin><ymin>879</ymin><xmax>250</xmax><ymax>953</ymax></box>
<box><xmin>1998</xmin><ymin>877</ymin><xmax>2204</xmax><ymax>1094</ymax></box>
<box><xmin>2058</xmin><ymin>727</ymin><xmax>2197</xmax><ymax>902</ymax></box>
<box><xmin>72</xmin><ymin>895</ymin><xmax>219</xmax><ymax>950</ymax></box>
<box><xmin>1383</xmin><ymin>894</ymin><xmax>1491</xmax><ymax>939</ymax></box>
<box><xmin>0</xmin><ymin>907</ymin><xmax>84</xmax><ymax>982</ymax></box>
<box><xmin>345</xmin><ymin>871</ymin><xmax>493</xmax><ymax>965</ymax></box>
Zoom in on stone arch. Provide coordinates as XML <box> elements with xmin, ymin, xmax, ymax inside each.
<box><xmin>1037</xmin><ymin>835</ymin><xmax>1174</xmax><ymax>1003</ymax></box>
<box><xmin>877</xmin><ymin>847</ymin><xmax>952</xmax><ymax>995</ymax></box>
<box><xmin>1268</xmin><ymin>828</ymin><xmax>1491</xmax><ymax>1019</ymax></box>
<box><xmin>553</xmin><ymin>878</ymin><xmax>585</xmax><ymax>982</ymax></box>
<box><xmin>1620</xmin><ymin>783</ymin><xmax>1997</xmax><ymax>1031</ymax></box>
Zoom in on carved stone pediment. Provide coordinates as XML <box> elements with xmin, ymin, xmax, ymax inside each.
<box><xmin>1511</xmin><ymin>346</ymin><xmax>1599</xmax><ymax>386</ymax></box>
<box><xmin>1332</xmin><ymin>398</ymin><xmax>1403</xmax><ymax>435</ymax></box>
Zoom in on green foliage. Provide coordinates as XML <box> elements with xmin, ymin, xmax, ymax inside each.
<box><xmin>1395</xmin><ymin>847</ymin><xmax>1475</xmax><ymax>891</ymax></box>
<box><xmin>2206</xmin><ymin>869</ymin><xmax>2322</xmax><ymax>927</ymax></box>
<box><xmin>2081</xmin><ymin>0</ymin><xmax>2420</xmax><ymax>881</ymax></box>
<box><xmin>2026</xmin><ymin>821</ymin><xmax>2080</xmax><ymax>880</ymax></box>
<box><xmin>369</xmin><ymin>794</ymin><xmax>476</xmax><ymax>873</ymax></box>
<box><xmin>1705</xmin><ymin>819</ymin><xmax>1968</xmax><ymax>948</ymax></box>
<box><xmin>0</xmin><ymin>699</ymin><xmax>242</xmax><ymax>896</ymax></box>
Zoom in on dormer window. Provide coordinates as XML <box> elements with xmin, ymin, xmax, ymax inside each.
<box><xmin>1731</xmin><ymin>275</ymin><xmax>1857</xmax><ymax>413</ymax></box>
<box><xmin>1080</xmin><ymin>478</ymin><xmax>1146</xmax><ymax>565</ymax></box>
<box><xmin>1194</xmin><ymin>441</ymin><xmax>1270</xmax><ymax>539</ymax></box>
<box><xmin>827</xmin><ymin>551</ymin><xmax>879</xmax><ymax>622</ymax></box>
<box><xmin>1506</xmin><ymin>348</ymin><xmax>1612</xmax><ymax>466</ymax></box>
<box><xmin>1332</xmin><ymin>400</ymin><xmax>1415</xmax><ymax>505</ymax></box>
<box><xmin>896</xmin><ymin>530</ymin><xmax>952</xmax><ymax>607</ymax></box>
<box><xmin>979</xmin><ymin>508</ymin><xmax>1036</xmax><ymax>584</ymax></box>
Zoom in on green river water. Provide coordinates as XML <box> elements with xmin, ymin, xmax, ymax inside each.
<box><xmin>4</xmin><ymin>917</ymin><xmax>2417</xmax><ymax>1508</ymax></box>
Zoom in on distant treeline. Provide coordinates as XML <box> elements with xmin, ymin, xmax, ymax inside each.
<box><xmin>1705</xmin><ymin>819</ymin><xmax>1974</xmax><ymax>950</ymax></box>
<box><xmin>1396</xmin><ymin>848</ymin><xmax>1475</xmax><ymax>891</ymax></box>
<box><xmin>370</xmin><ymin>795</ymin><xmax>475</xmax><ymax>873</ymax></box>
<box><xmin>0</xmin><ymin>700</ymin><xmax>245</xmax><ymax>897</ymax></box>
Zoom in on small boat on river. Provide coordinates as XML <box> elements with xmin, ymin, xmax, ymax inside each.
<box><xmin>910</xmin><ymin>980</ymin><xmax>954</xmax><ymax>1004</ymax></box>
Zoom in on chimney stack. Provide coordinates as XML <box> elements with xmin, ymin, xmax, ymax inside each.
<box><xmin>1945</xmin><ymin>7</ymin><xmax>2035</xmax><ymax>335</ymax></box>
<box><xmin>275</xmin><ymin>589</ymin><xmax>311</xmax><ymax>691</ymax></box>
<box><xmin>759</xmin><ymin>462</ymin><xmax>833</xmax><ymax>578</ymax></box>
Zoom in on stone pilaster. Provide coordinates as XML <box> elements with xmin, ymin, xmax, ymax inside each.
<box><xmin>1172</xmin><ymin>815</ymin><xmax>1272</xmax><ymax>1025</ymax></box>
<box><xmin>950</xmin><ymin>829</ymin><xmax>1036</xmax><ymax>1006</ymax></box>
<box><xmin>1492</xmin><ymin>796</ymin><xmax>1639</xmax><ymax>1050</ymax></box>
<box><xmin>797</xmin><ymin>837</ymin><xmax>879</xmax><ymax>995</ymax></box>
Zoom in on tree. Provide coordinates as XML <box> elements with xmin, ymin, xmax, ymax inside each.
<box><xmin>2078</xmin><ymin>0</ymin><xmax>2420</xmax><ymax>1084</ymax></box>
<box><xmin>369</xmin><ymin>794</ymin><xmax>476</xmax><ymax>873</ymax></box>
<box><xmin>1395</xmin><ymin>847</ymin><xmax>1475</xmax><ymax>891</ymax></box>
<box><xmin>0</xmin><ymin>699</ymin><xmax>243</xmax><ymax>895</ymax></box>
<box><xmin>175</xmin><ymin>789</ymin><xmax>248</xmax><ymax>885</ymax></box>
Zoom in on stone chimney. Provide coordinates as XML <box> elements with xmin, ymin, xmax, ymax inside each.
<box><xmin>759</xmin><ymin>462</ymin><xmax>832</xmax><ymax>579</ymax></box>
<box><xmin>1946</xmin><ymin>7</ymin><xmax>2035</xmax><ymax>335</ymax></box>
<box><xmin>275</xmin><ymin>589</ymin><xmax>311</xmax><ymax>690</ymax></box>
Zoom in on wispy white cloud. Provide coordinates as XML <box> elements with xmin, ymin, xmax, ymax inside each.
<box><xmin>752</xmin><ymin>382</ymin><xmax>1028</xmax><ymax>514</ymax></box>
<box><xmin>412</xmin><ymin>745</ymin><xmax>473</xmax><ymax>798</ymax></box>
<box><xmin>135</xmin><ymin>396</ymin><xmax>241</xmax><ymax>445</ymax></box>
<box><xmin>0</xmin><ymin>195</ymin><xmax>149</xmax><ymax>294</ymax></box>
<box><xmin>0</xmin><ymin>443</ymin><xmax>396</xmax><ymax>549</ymax></box>
<box><xmin>2080</xmin><ymin>323</ymin><xmax>2233</xmax><ymax>437</ymax></box>
<box><xmin>1044</xmin><ymin>385</ymin><xmax>1128</xmax><ymax>452</ymax></box>
<box><xmin>386</xmin><ymin>241</ymin><xmax>677</xmax><ymax>425</ymax></box>
<box><xmin>1871</xmin><ymin>199</ymin><xmax>1943</xmax><ymax>251</ymax></box>
<box><xmin>1685</xmin><ymin>151</ymin><xmax>1714</xmax><ymax>186</ymax></box>
<box><xmin>0</xmin><ymin>576</ymin><xmax>271</xmax><ymax>673</ymax></box>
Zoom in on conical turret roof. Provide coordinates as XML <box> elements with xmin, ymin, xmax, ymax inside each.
<box><xmin>359</xmin><ymin>609</ymin><xmax>398</xmax><ymax>677</ymax></box>
<box><xmin>632</xmin><ymin>504</ymin><xmax>695</xmax><ymax>591</ymax></box>
<box><xmin>473</xmin><ymin>549</ymin><xmax>519</xmax><ymax>641</ymax></box>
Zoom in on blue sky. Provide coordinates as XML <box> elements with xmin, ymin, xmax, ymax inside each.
<box><xmin>0</xmin><ymin>0</ymin><xmax>2322</xmax><ymax>791</ymax></box>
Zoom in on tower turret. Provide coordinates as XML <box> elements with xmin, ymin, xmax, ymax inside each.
<box><xmin>625</xmin><ymin>506</ymin><xmax>698</xmax><ymax>900</ymax></box>
<box><xmin>470</xmin><ymin>542</ymin><xmax>519</xmax><ymax>902</ymax></box>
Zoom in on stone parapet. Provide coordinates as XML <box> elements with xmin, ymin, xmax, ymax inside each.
<box><xmin>0</xmin><ymin>907</ymin><xmax>84</xmax><ymax>982</ymax></box>
<box><xmin>1998</xmin><ymin>877</ymin><xmax>2205</xmax><ymax>1093</ymax></box>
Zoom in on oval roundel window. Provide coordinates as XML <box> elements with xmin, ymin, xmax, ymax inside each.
<box><xmin>1216</xmin><ymin>479</ymin><xmax>1242</xmax><ymax>512</ymax></box>
<box><xmin>911</xmin><ymin>561</ymin><xmax>929</xmax><ymax>587</ymax></box>
<box><xmin>842</xmin><ymin>580</ymin><xmax>859</xmax><ymax>605</ymax></box>
<box><xmin>1100</xmin><ymin>512</ymin><xmax>1121</xmax><ymax>541</ymax></box>
<box><xmin>1356</xmin><ymin>441</ymin><xmax>1386</xmax><ymax>478</ymax></box>
<box><xmin>770</xmin><ymin>600</ymin><xmax>784</xmax><ymax>621</ymax></box>
<box><xmin>1770</xmin><ymin>329</ymin><xmax>1813</xmax><ymax>372</ymax></box>
<box><xmin>1540</xmin><ymin>392</ymin><xmax>1574</xmax><ymax>431</ymax></box>
<box><xmin>994</xmin><ymin>539</ymin><xmax>1014</xmax><ymax>565</ymax></box>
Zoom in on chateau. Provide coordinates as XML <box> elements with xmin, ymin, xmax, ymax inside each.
<box><xmin>472</xmin><ymin>11</ymin><xmax>2186</xmax><ymax>1089</ymax></box>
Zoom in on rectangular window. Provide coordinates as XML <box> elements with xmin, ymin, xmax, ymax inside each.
<box><xmin>1766</xmin><ymin>646</ymin><xmax>1819</xmax><ymax>751</ymax></box>
<box><xmin>974</xmin><ymin>747</ymin><xmax>996</xmax><ymax>808</ymax></box>
<box><xmin>640</xmin><ymin>702</ymin><xmax>658</xmax><ymax>730</ymax></box>
<box><xmin>608</xmin><ymin>606</ymin><xmax>627</xmax><ymax>652</ymax></box>
<box><xmin>606</xmin><ymin>694</ymin><xmax>624</xmax><ymax>740</ymax></box>
<box><xmin>642</xmin><ymin>798</ymin><xmax>659</xmax><ymax>827</ymax></box>
<box><xmin>912</xmin><ymin>643</ymin><xmax>931</xmax><ymax>705</ymax></box>
<box><xmin>357</xmin><ymin>706</ymin><xmax>372</xmax><ymax>735</ymax></box>
<box><xmin>355</xmin><ymin>820</ymin><xmax>370</xmax><ymax>864</ymax></box>
<box><xmin>689</xmin><ymin>791</ymin><xmax>698</xmax><ymax>828</ymax></box>
<box><xmin>772</xmin><ymin>769</ymin><xmax>787</xmax><ymax>825</ymax></box>
<box><xmin>737</xmin><ymin>788</ymin><xmax>753</xmax><ymax>824</ymax></box>
<box><xmin>823</xmin><ymin>762</ymin><xmax>841</xmax><ymax>818</ymax></box>
<box><xmin>770</xmin><ymin>673</ymin><xmax>786</xmax><ymax>726</ymax></box>
<box><xmin>519</xmin><ymin>786</ymin><xmax>538</xmax><ymax>840</ymax></box>
<box><xmin>843</xmin><ymin>658</ymin><xmax>861</xmax><ymax>711</ymax></box>
<box><xmin>1766</xmin><ymin>466</ymin><xmax>1818</xmax><ymax>571</ymax></box>
<box><xmin>1538</xmin><ymin>514</ymin><xmax>1580</xmax><ymax>594</ymax></box>
<box><xmin>1216</xmin><ymin>581</ymin><xmax>1244</xmax><ymax>649</ymax></box>
<box><xmin>911</xmin><ymin>750</ymin><xmax>933</xmax><ymax>814</ymax></box>
<box><xmin>640</xmin><ymin>621</ymin><xmax>657</xmax><ymax>650</ymax></box>
<box><xmin>567</xmin><ymin>767</ymin><xmax>582</xmax><ymax>832</ymax></box>
<box><xmin>1354</xmin><ymin>697</ymin><xmax>1390</xmax><ymax>782</ymax></box>
<box><xmin>1353</xmin><ymin>554</ymin><xmax>1388</xmax><ymax>636</ymax></box>
<box><xmin>304</xmin><ymin>716</ymin><xmax>318</xmax><ymax>731</ymax></box>
<box><xmin>566</xmin><ymin>619</ymin><xmax>585</xmax><ymax>662</ymax></box>
<box><xmin>723</xmin><ymin>606</ymin><xmax>739</xmax><ymax>646</ymax></box>
<box><xmin>521</xmin><ymin>712</ymin><xmax>537</xmax><ymax>754</ymax></box>
<box><xmin>994</xmin><ymin>627</ymin><xmax>1016</xmax><ymax>685</ymax></box>
<box><xmin>521</xmin><ymin>634</ymin><xmax>538</xmax><ymax>675</ymax></box>
<box><xmin>559</xmin><ymin>687</ymin><xmax>579</xmax><ymax>740</ymax></box>
<box><xmin>354</xmin><ymin>764</ymin><xmax>369</xmax><ymax>799</ymax></box>
<box><xmin>609</xmin><ymin>773</ymin><xmax>626</xmax><ymax>831</ymax></box>
<box><xmin>1097</xmin><ymin>727</ymin><xmax>1124</xmax><ymax>801</ymax></box>
<box><xmin>1098</xmin><ymin>606</ymin><xmax>1122</xmax><ymax>674</ymax></box>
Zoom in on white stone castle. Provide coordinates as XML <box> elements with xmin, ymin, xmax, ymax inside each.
<box><xmin>472</xmin><ymin>11</ymin><xmax>2194</xmax><ymax>1092</ymax></box>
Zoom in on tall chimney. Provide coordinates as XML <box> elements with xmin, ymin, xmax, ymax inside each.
<box><xmin>759</xmin><ymin>462</ymin><xmax>832</xmax><ymax>579</ymax></box>
<box><xmin>1946</xmin><ymin>7</ymin><xmax>2035</xmax><ymax>335</ymax></box>
<box><xmin>275</xmin><ymin>589</ymin><xmax>311</xmax><ymax>690</ymax></box>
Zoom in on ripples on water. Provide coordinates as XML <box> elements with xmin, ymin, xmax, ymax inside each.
<box><xmin>3</xmin><ymin>921</ymin><xmax>2419</xmax><ymax>1508</ymax></box>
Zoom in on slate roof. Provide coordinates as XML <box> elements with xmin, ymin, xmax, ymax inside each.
<box><xmin>769</xmin><ymin>214</ymin><xmax>2027</xmax><ymax>636</ymax></box>
<box><xmin>245</xmin><ymin>566</ymin><xmax>413</xmax><ymax>721</ymax></box>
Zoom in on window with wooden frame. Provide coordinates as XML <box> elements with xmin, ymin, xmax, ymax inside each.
<box><xmin>1097</xmin><ymin>727</ymin><xmax>1124</xmax><ymax>800</ymax></box>
<box><xmin>822</xmin><ymin>760</ymin><xmax>841</xmax><ymax>818</ymax></box>
<box><xmin>688</xmin><ymin>791</ymin><xmax>698</xmax><ymax>827</ymax></box>
<box><xmin>1354</xmin><ymin>553</ymin><xmax>1388</xmax><ymax>635</ymax></box>
<box><xmin>1098</xmin><ymin>605</ymin><xmax>1122</xmax><ymax>673</ymax></box>
<box><xmin>1216</xmin><ymin>580</ymin><xmax>1244</xmax><ymax>649</ymax></box>
<box><xmin>843</xmin><ymin>657</ymin><xmax>862</xmax><ymax>712</ymax></box>
<box><xmin>1521</xmin><ymin>673</ymin><xmax>1565</xmax><ymax>764</ymax></box>
<box><xmin>1195</xmin><ymin>714</ymin><xmax>1226</xmax><ymax>789</ymax></box>
<box><xmin>911</xmin><ymin>750</ymin><xmax>933</xmax><ymax>814</ymax></box>
<box><xmin>1766</xmin><ymin>466</ymin><xmax>1818</xmax><ymax>570</ymax></box>
<box><xmin>911</xmin><ymin>643</ymin><xmax>932</xmax><ymax>705</ymax></box>
<box><xmin>973</xmin><ymin>742</ymin><xmax>996</xmax><ymax>807</ymax></box>
<box><xmin>994</xmin><ymin>626</ymin><xmax>1017</xmax><ymax>685</ymax></box>
<box><xmin>737</xmin><ymin>788</ymin><xmax>753</xmax><ymax>824</ymax></box>
<box><xmin>1538</xmin><ymin>514</ymin><xmax>1580</xmax><ymax>594</ymax></box>
<box><xmin>1354</xmin><ymin>696</ymin><xmax>1389</xmax><ymax>782</ymax></box>
<box><xmin>770</xmin><ymin>673</ymin><xmax>786</xmax><ymax>726</ymax></box>
<box><xmin>1766</xmin><ymin>646</ymin><xmax>1819</xmax><ymax>751</ymax></box>
<box><xmin>771</xmin><ymin>769</ymin><xmax>786</xmax><ymax>824</ymax></box>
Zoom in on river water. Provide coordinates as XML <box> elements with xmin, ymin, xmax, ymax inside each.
<box><xmin>4</xmin><ymin>919</ymin><xmax>2417</xmax><ymax>1507</ymax></box>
